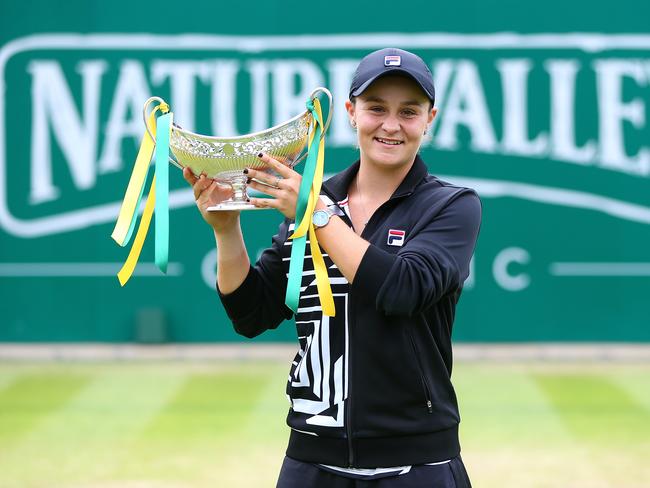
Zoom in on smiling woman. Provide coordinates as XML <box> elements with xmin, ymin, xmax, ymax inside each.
<box><xmin>348</xmin><ymin>78</ymin><xmax>434</xmax><ymax>160</ymax></box>
<box><xmin>344</xmin><ymin>75</ymin><xmax>436</xmax><ymax>230</ymax></box>
<box><xmin>184</xmin><ymin>47</ymin><xmax>482</xmax><ymax>488</ymax></box>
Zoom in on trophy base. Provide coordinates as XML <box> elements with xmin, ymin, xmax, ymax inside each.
<box><xmin>207</xmin><ymin>202</ymin><xmax>268</xmax><ymax>211</ymax></box>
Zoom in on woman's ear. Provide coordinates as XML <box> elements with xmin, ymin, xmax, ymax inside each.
<box><xmin>345</xmin><ymin>99</ymin><xmax>356</xmax><ymax>126</ymax></box>
<box><xmin>428</xmin><ymin>107</ymin><xmax>437</xmax><ymax>126</ymax></box>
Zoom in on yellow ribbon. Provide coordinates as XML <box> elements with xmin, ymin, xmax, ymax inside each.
<box><xmin>308</xmin><ymin>223</ymin><xmax>335</xmax><ymax>315</ymax></box>
<box><xmin>117</xmin><ymin>176</ymin><xmax>156</xmax><ymax>286</ymax></box>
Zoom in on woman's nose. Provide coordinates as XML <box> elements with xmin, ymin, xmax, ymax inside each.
<box><xmin>381</xmin><ymin>115</ymin><xmax>400</xmax><ymax>133</ymax></box>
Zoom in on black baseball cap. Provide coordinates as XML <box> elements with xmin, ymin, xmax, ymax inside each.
<box><xmin>349</xmin><ymin>48</ymin><xmax>435</xmax><ymax>105</ymax></box>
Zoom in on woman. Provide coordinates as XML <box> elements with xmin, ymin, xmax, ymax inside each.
<box><xmin>184</xmin><ymin>48</ymin><xmax>480</xmax><ymax>487</ymax></box>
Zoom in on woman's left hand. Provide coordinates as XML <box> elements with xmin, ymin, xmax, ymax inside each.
<box><xmin>246</xmin><ymin>153</ymin><xmax>302</xmax><ymax>220</ymax></box>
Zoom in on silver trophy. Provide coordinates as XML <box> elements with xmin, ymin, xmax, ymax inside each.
<box><xmin>143</xmin><ymin>87</ymin><xmax>332</xmax><ymax>211</ymax></box>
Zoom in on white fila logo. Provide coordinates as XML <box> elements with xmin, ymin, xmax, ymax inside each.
<box><xmin>384</xmin><ymin>55</ymin><xmax>401</xmax><ymax>66</ymax></box>
<box><xmin>387</xmin><ymin>229</ymin><xmax>406</xmax><ymax>246</ymax></box>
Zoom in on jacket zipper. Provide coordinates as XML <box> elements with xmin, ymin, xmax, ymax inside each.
<box><xmin>407</xmin><ymin>329</ymin><xmax>434</xmax><ymax>413</ymax></box>
<box><xmin>318</xmin><ymin>179</ymin><xmax>425</xmax><ymax>464</ymax></box>
<box><xmin>346</xmin><ymin>300</ymin><xmax>355</xmax><ymax>467</ymax></box>
<box><xmin>318</xmin><ymin>195</ymin><xmax>356</xmax><ymax>466</ymax></box>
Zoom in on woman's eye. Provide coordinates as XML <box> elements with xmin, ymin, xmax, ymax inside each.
<box><xmin>369</xmin><ymin>106</ymin><xmax>384</xmax><ymax>113</ymax></box>
<box><xmin>402</xmin><ymin>110</ymin><xmax>417</xmax><ymax>117</ymax></box>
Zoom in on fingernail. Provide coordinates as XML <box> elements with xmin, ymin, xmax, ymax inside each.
<box><xmin>257</xmin><ymin>152</ymin><xmax>263</xmax><ymax>158</ymax></box>
<box><xmin>243</xmin><ymin>169</ymin><xmax>248</xmax><ymax>174</ymax></box>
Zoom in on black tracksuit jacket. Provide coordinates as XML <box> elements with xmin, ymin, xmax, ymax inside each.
<box><xmin>219</xmin><ymin>154</ymin><xmax>482</xmax><ymax>468</ymax></box>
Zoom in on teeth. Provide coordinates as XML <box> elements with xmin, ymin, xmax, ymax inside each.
<box><xmin>376</xmin><ymin>138</ymin><xmax>402</xmax><ymax>145</ymax></box>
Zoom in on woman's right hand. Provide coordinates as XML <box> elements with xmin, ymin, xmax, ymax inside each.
<box><xmin>182</xmin><ymin>167</ymin><xmax>240</xmax><ymax>233</ymax></box>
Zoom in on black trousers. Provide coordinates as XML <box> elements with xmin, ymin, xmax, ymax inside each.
<box><xmin>276</xmin><ymin>456</ymin><xmax>472</xmax><ymax>488</ymax></box>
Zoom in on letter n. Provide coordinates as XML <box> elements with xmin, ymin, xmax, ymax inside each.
<box><xmin>28</xmin><ymin>60</ymin><xmax>106</xmax><ymax>203</ymax></box>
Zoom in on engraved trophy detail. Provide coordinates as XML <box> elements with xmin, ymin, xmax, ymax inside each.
<box><xmin>142</xmin><ymin>87</ymin><xmax>333</xmax><ymax>211</ymax></box>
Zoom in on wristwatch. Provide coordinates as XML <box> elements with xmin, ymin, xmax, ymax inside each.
<box><xmin>312</xmin><ymin>207</ymin><xmax>336</xmax><ymax>228</ymax></box>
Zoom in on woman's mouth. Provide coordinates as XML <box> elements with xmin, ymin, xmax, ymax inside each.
<box><xmin>374</xmin><ymin>137</ymin><xmax>403</xmax><ymax>146</ymax></box>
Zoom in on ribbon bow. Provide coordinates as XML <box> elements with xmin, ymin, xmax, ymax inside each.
<box><xmin>111</xmin><ymin>102</ymin><xmax>173</xmax><ymax>285</ymax></box>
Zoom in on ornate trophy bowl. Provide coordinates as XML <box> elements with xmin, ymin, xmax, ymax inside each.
<box><xmin>143</xmin><ymin>87</ymin><xmax>332</xmax><ymax>211</ymax></box>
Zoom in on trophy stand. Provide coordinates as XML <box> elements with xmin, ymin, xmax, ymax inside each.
<box><xmin>208</xmin><ymin>174</ymin><xmax>263</xmax><ymax>211</ymax></box>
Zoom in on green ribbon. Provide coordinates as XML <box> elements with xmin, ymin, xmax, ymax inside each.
<box><xmin>285</xmin><ymin>100</ymin><xmax>323</xmax><ymax>313</ymax></box>
<box><xmin>154</xmin><ymin>112</ymin><xmax>171</xmax><ymax>273</ymax></box>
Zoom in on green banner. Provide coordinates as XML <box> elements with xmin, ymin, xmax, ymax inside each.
<box><xmin>1</xmin><ymin>1</ymin><xmax>649</xmax><ymax>342</ymax></box>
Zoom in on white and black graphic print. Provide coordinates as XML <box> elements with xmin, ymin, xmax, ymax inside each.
<box><xmin>284</xmin><ymin>222</ymin><xmax>350</xmax><ymax>431</ymax></box>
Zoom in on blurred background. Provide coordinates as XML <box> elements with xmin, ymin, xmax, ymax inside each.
<box><xmin>0</xmin><ymin>0</ymin><xmax>648</xmax><ymax>487</ymax></box>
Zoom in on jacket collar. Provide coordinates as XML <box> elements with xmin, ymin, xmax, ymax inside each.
<box><xmin>322</xmin><ymin>153</ymin><xmax>429</xmax><ymax>203</ymax></box>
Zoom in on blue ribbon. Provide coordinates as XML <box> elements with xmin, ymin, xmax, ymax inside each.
<box><xmin>154</xmin><ymin>112</ymin><xmax>171</xmax><ymax>273</ymax></box>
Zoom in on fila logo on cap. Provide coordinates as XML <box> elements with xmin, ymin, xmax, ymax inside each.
<box><xmin>387</xmin><ymin>229</ymin><xmax>406</xmax><ymax>246</ymax></box>
<box><xmin>384</xmin><ymin>55</ymin><xmax>401</xmax><ymax>67</ymax></box>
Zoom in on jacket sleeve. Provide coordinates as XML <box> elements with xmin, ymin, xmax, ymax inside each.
<box><xmin>218</xmin><ymin>218</ymin><xmax>294</xmax><ymax>338</ymax></box>
<box><xmin>351</xmin><ymin>189</ymin><xmax>482</xmax><ymax>317</ymax></box>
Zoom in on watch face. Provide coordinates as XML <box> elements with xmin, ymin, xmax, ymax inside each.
<box><xmin>313</xmin><ymin>210</ymin><xmax>329</xmax><ymax>227</ymax></box>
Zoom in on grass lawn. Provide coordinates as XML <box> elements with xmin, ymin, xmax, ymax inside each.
<box><xmin>0</xmin><ymin>360</ymin><xmax>648</xmax><ymax>488</ymax></box>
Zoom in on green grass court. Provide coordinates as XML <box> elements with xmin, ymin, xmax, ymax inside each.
<box><xmin>0</xmin><ymin>360</ymin><xmax>648</xmax><ymax>488</ymax></box>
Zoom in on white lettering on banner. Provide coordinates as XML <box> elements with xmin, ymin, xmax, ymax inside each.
<box><xmin>493</xmin><ymin>247</ymin><xmax>531</xmax><ymax>291</ymax></box>
<box><xmin>545</xmin><ymin>59</ymin><xmax>597</xmax><ymax>164</ymax></box>
<box><xmin>209</xmin><ymin>60</ymin><xmax>240</xmax><ymax>136</ymax></box>
<box><xmin>246</xmin><ymin>60</ymin><xmax>271</xmax><ymax>133</ymax></box>
<box><xmin>28</xmin><ymin>60</ymin><xmax>107</xmax><ymax>204</ymax></box>
<box><xmin>27</xmin><ymin>57</ymin><xmax>650</xmax><ymax>195</ymax></box>
<box><xmin>594</xmin><ymin>59</ymin><xmax>650</xmax><ymax>176</ymax></box>
<box><xmin>434</xmin><ymin>60</ymin><xmax>498</xmax><ymax>153</ymax></box>
<box><xmin>201</xmin><ymin>248</ymin><xmax>218</xmax><ymax>289</ymax></box>
<box><xmin>271</xmin><ymin>60</ymin><xmax>324</xmax><ymax>126</ymax></box>
<box><xmin>497</xmin><ymin>58</ymin><xmax>548</xmax><ymax>157</ymax></box>
<box><xmin>151</xmin><ymin>60</ymin><xmax>210</xmax><ymax>132</ymax></box>
<box><xmin>97</xmin><ymin>60</ymin><xmax>151</xmax><ymax>175</ymax></box>
<box><xmin>327</xmin><ymin>59</ymin><xmax>358</xmax><ymax>146</ymax></box>
<box><xmin>428</xmin><ymin>59</ymin><xmax>455</xmax><ymax>135</ymax></box>
<box><xmin>2</xmin><ymin>34</ymin><xmax>650</xmax><ymax>239</ymax></box>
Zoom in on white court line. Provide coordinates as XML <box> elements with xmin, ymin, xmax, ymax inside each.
<box><xmin>1</xmin><ymin>343</ymin><xmax>649</xmax><ymax>362</ymax></box>
<box><xmin>0</xmin><ymin>262</ymin><xmax>184</xmax><ymax>277</ymax></box>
